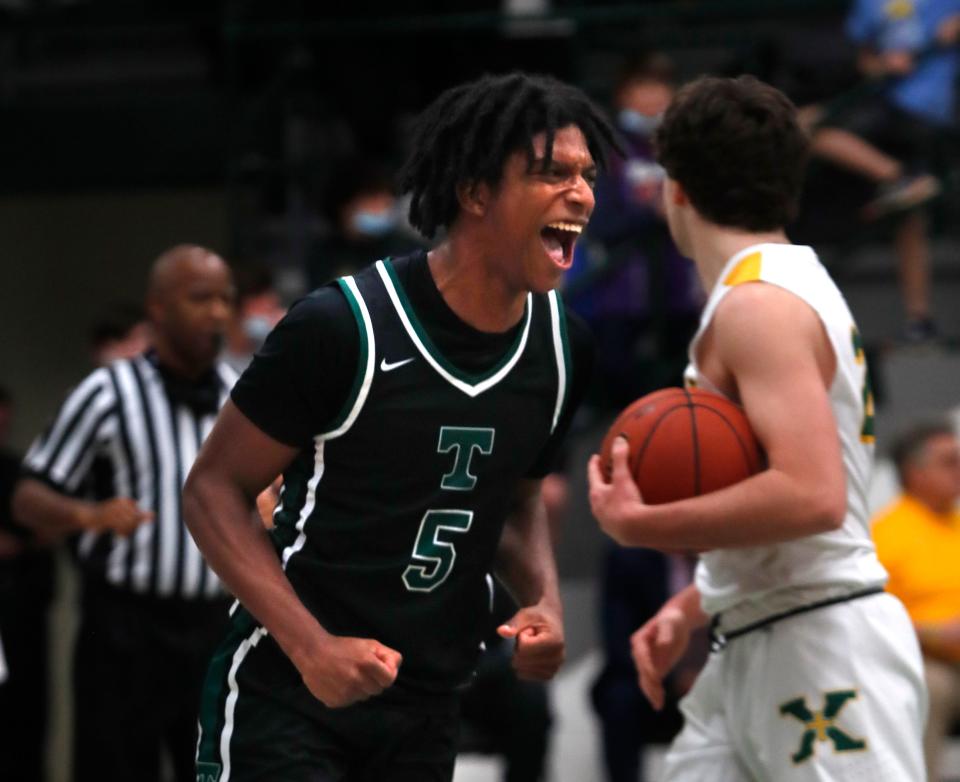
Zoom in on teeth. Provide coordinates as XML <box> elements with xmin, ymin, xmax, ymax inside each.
<box><xmin>545</xmin><ymin>222</ymin><xmax>583</xmax><ymax>234</ymax></box>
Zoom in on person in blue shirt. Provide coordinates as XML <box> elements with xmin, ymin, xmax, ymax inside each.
<box><xmin>848</xmin><ymin>0</ymin><xmax>960</xmax><ymax>126</ymax></box>
<box><xmin>843</xmin><ymin>0</ymin><xmax>960</xmax><ymax>341</ymax></box>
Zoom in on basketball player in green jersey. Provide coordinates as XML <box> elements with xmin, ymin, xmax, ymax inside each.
<box><xmin>588</xmin><ymin>76</ymin><xmax>925</xmax><ymax>781</ymax></box>
<box><xmin>185</xmin><ymin>73</ymin><xmax>619</xmax><ymax>782</ymax></box>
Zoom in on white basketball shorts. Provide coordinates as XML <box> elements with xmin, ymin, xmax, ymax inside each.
<box><xmin>663</xmin><ymin>592</ymin><xmax>927</xmax><ymax>781</ymax></box>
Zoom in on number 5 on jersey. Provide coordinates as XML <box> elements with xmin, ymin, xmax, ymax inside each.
<box><xmin>403</xmin><ymin>510</ymin><xmax>474</xmax><ymax>592</ymax></box>
<box><xmin>403</xmin><ymin>426</ymin><xmax>495</xmax><ymax>593</ymax></box>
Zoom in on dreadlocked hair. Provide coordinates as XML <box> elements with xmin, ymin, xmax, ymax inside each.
<box><xmin>399</xmin><ymin>72</ymin><xmax>622</xmax><ymax>239</ymax></box>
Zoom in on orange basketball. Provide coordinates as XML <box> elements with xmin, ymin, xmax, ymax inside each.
<box><xmin>600</xmin><ymin>387</ymin><xmax>763</xmax><ymax>504</ymax></box>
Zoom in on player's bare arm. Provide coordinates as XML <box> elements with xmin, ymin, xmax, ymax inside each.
<box><xmin>13</xmin><ymin>478</ymin><xmax>153</xmax><ymax>543</ymax></box>
<box><xmin>589</xmin><ymin>282</ymin><xmax>847</xmax><ymax>551</ymax></box>
<box><xmin>183</xmin><ymin>400</ymin><xmax>402</xmax><ymax>708</ymax></box>
<box><xmin>630</xmin><ymin>583</ymin><xmax>707</xmax><ymax>710</ymax></box>
<box><xmin>493</xmin><ymin>478</ymin><xmax>565</xmax><ymax>681</ymax></box>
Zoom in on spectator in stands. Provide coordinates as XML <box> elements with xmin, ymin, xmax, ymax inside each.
<box><xmin>842</xmin><ymin>0</ymin><xmax>960</xmax><ymax>341</ymax></box>
<box><xmin>567</xmin><ymin>53</ymin><xmax>702</xmax><ymax>408</ymax></box>
<box><xmin>307</xmin><ymin>158</ymin><xmax>423</xmax><ymax>288</ymax></box>
<box><xmin>800</xmin><ymin>106</ymin><xmax>940</xmax><ymax>221</ymax></box>
<box><xmin>0</xmin><ymin>385</ymin><xmax>55</xmax><ymax>782</ymax></box>
<box><xmin>775</xmin><ymin>23</ymin><xmax>939</xmax><ymax>239</ymax></box>
<box><xmin>591</xmin><ymin>547</ymin><xmax>707</xmax><ymax>782</ymax></box>
<box><xmin>872</xmin><ymin>419</ymin><xmax>960</xmax><ymax>782</ymax></box>
<box><xmin>224</xmin><ymin>264</ymin><xmax>286</xmax><ymax>373</ymax></box>
<box><xmin>89</xmin><ymin>303</ymin><xmax>150</xmax><ymax>366</ymax></box>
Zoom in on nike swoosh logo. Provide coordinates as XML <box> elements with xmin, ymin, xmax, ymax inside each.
<box><xmin>380</xmin><ymin>357</ymin><xmax>415</xmax><ymax>372</ymax></box>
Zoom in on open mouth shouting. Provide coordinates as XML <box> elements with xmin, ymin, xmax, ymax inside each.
<box><xmin>540</xmin><ymin>220</ymin><xmax>584</xmax><ymax>270</ymax></box>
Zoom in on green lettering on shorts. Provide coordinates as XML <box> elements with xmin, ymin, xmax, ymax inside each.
<box><xmin>196</xmin><ymin>762</ymin><xmax>222</xmax><ymax>782</ymax></box>
<box><xmin>779</xmin><ymin>690</ymin><xmax>867</xmax><ymax>764</ymax></box>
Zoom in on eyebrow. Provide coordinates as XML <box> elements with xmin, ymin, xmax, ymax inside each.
<box><xmin>530</xmin><ymin>156</ymin><xmax>597</xmax><ymax>172</ymax></box>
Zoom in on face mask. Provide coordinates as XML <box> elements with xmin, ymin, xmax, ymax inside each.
<box><xmin>242</xmin><ymin>316</ymin><xmax>273</xmax><ymax>350</ymax></box>
<box><xmin>618</xmin><ymin>109</ymin><xmax>663</xmax><ymax>137</ymax></box>
<box><xmin>351</xmin><ymin>210</ymin><xmax>397</xmax><ymax>238</ymax></box>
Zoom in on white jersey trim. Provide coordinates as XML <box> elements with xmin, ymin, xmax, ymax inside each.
<box><xmin>547</xmin><ymin>290</ymin><xmax>569</xmax><ymax>434</ymax></box>
<box><xmin>218</xmin><ymin>626</ymin><xmax>267</xmax><ymax>782</ymax></box>
<box><xmin>375</xmin><ymin>259</ymin><xmax>533</xmax><ymax>398</ymax></box>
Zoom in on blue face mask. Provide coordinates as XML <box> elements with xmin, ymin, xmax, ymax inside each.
<box><xmin>351</xmin><ymin>210</ymin><xmax>397</xmax><ymax>238</ymax></box>
<box><xmin>618</xmin><ymin>109</ymin><xmax>663</xmax><ymax>137</ymax></box>
<box><xmin>242</xmin><ymin>316</ymin><xmax>273</xmax><ymax>350</ymax></box>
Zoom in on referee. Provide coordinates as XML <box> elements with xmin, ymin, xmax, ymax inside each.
<box><xmin>13</xmin><ymin>245</ymin><xmax>238</xmax><ymax>782</ymax></box>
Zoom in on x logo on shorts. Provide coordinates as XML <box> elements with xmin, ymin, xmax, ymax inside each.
<box><xmin>779</xmin><ymin>690</ymin><xmax>867</xmax><ymax>764</ymax></box>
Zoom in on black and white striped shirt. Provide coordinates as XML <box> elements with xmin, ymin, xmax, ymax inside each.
<box><xmin>23</xmin><ymin>352</ymin><xmax>238</xmax><ymax>600</ymax></box>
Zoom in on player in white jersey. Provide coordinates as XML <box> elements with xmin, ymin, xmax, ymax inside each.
<box><xmin>588</xmin><ymin>75</ymin><xmax>926</xmax><ymax>781</ymax></box>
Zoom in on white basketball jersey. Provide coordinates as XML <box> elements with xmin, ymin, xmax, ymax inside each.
<box><xmin>684</xmin><ymin>243</ymin><xmax>888</xmax><ymax>616</ymax></box>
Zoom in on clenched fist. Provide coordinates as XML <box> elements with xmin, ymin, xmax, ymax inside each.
<box><xmin>497</xmin><ymin>602</ymin><xmax>565</xmax><ymax>681</ymax></box>
<box><xmin>293</xmin><ymin>635</ymin><xmax>403</xmax><ymax>709</ymax></box>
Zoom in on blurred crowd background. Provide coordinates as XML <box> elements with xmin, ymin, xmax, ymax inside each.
<box><xmin>0</xmin><ymin>1</ymin><xmax>959</xmax><ymax>781</ymax></box>
<box><xmin>2</xmin><ymin>0</ymin><xmax>959</xmax><ymax>446</ymax></box>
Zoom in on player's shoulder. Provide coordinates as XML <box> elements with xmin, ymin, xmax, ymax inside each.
<box><xmin>711</xmin><ymin>281</ymin><xmax>825</xmax><ymax>370</ymax></box>
<box><xmin>723</xmin><ymin>242</ymin><xmax>820</xmax><ymax>285</ymax></box>
<box><xmin>259</xmin><ymin>283</ymin><xmax>360</xmax><ymax>359</ymax></box>
<box><xmin>288</xmin><ymin>282</ymin><xmax>353</xmax><ymax>322</ymax></box>
<box><xmin>715</xmin><ymin>276</ymin><xmax>816</xmax><ymax>324</ymax></box>
<box><xmin>718</xmin><ymin>244</ymin><xmax>834</xmax><ymax>326</ymax></box>
<box><xmin>281</xmin><ymin>282</ymin><xmax>364</xmax><ymax>337</ymax></box>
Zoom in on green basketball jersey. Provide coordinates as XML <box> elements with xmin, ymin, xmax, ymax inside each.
<box><xmin>269</xmin><ymin>258</ymin><xmax>574</xmax><ymax>695</ymax></box>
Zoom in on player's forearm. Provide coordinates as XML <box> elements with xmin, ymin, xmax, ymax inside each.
<box><xmin>604</xmin><ymin>467</ymin><xmax>845</xmax><ymax>551</ymax></box>
<box><xmin>183</xmin><ymin>468</ymin><xmax>330</xmax><ymax>662</ymax></box>
<box><xmin>495</xmin><ymin>496</ymin><xmax>562</xmax><ymax>614</ymax></box>
<box><xmin>12</xmin><ymin>478</ymin><xmax>94</xmax><ymax>541</ymax></box>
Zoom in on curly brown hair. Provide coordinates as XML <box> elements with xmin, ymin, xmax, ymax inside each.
<box><xmin>655</xmin><ymin>75</ymin><xmax>810</xmax><ymax>232</ymax></box>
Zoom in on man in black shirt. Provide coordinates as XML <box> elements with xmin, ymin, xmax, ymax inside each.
<box><xmin>186</xmin><ymin>72</ymin><xmax>619</xmax><ymax>782</ymax></box>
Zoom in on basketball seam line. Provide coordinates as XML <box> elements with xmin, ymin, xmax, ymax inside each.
<box><xmin>698</xmin><ymin>406</ymin><xmax>759</xmax><ymax>475</ymax></box>
<box><xmin>631</xmin><ymin>402</ymin><xmax>695</xmax><ymax>500</ymax></box>
<box><xmin>624</xmin><ymin>395</ymin><xmax>756</xmax><ymax>501</ymax></box>
<box><xmin>683</xmin><ymin>388</ymin><xmax>702</xmax><ymax>497</ymax></box>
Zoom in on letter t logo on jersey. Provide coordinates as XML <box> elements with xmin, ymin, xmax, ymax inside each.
<box><xmin>438</xmin><ymin>427</ymin><xmax>495</xmax><ymax>490</ymax></box>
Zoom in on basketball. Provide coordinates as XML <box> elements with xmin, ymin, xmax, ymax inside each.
<box><xmin>600</xmin><ymin>387</ymin><xmax>763</xmax><ymax>504</ymax></box>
